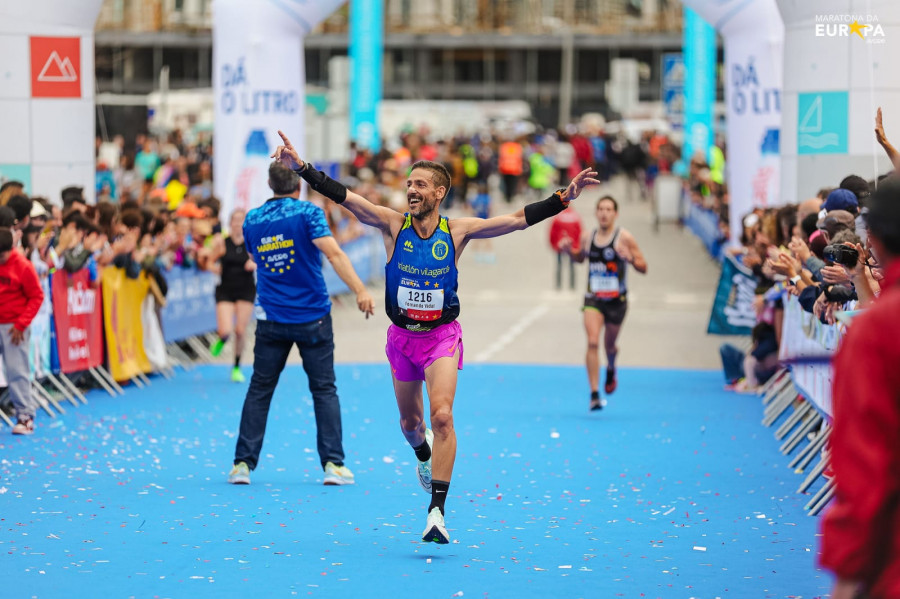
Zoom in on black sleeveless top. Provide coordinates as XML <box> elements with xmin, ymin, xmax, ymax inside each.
<box><xmin>218</xmin><ymin>236</ymin><xmax>255</xmax><ymax>291</ymax></box>
<box><xmin>586</xmin><ymin>228</ymin><xmax>628</xmax><ymax>300</ymax></box>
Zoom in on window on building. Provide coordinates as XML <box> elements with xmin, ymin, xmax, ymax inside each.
<box><xmin>537</xmin><ymin>50</ymin><xmax>562</xmax><ymax>83</ymax></box>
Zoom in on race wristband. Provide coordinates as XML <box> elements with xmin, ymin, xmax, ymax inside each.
<box><xmin>294</xmin><ymin>164</ymin><xmax>347</xmax><ymax>204</ymax></box>
<box><xmin>524</xmin><ymin>189</ymin><xmax>568</xmax><ymax>226</ymax></box>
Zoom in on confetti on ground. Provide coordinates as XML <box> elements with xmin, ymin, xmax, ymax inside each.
<box><xmin>0</xmin><ymin>364</ymin><xmax>831</xmax><ymax>597</ymax></box>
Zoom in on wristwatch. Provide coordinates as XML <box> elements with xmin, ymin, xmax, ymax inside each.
<box><xmin>789</xmin><ymin>275</ymin><xmax>801</xmax><ymax>285</ymax></box>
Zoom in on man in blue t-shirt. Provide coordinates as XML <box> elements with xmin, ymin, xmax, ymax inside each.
<box><xmin>228</xmin><ymin>162</ymin><xmax>375</xmax><ymax>487</ymax></box>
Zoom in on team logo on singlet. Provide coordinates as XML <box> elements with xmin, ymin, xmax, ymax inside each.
<box><xmin>432</xmin><ymin>240</ymin><xmax>450</xmax><ymax>260</ymax></box>
<box><xmin>603</xmin><ymin>247</ymin><xmax>617</xmax><ymax>262</ymax></box>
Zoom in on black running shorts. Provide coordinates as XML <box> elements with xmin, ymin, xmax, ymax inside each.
<box><xmin>215</xmin><ymin>284</ymin><xmax>256</xmax><ymax>304</ymax></box>
<box><xmin>582</xmin><ymin>295</ymin><xmax>628</xmax><ymax>325</ymax></box>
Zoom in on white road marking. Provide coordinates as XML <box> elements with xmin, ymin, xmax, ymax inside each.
<box><xmin>471</xmin><ymin>303</ymin><xmax>552</xmax><ymax>362</ymax></box>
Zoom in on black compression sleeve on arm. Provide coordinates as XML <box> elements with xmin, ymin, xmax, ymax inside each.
<box><xmin>524</xmin><ymin>189</ymin><xmax>568</xmax><ymax>226</ymax></box>
<box><xmin>293</xmin><ymin>164</ymin><xmax>348</xmax><ymax>204</ymax></box>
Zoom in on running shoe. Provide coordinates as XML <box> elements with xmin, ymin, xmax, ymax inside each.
<box><xmin>11</xmin><ymin>418</ymin><xmax>34</xmax><ymax>435</ymax></box>
<box><xmin>417</xmin><ymin>428</ymin><xmax>434</xmax><ymax>493</ymax></box>
<box><xmin>589</xmin><ymin>396</ymin><xmax>607</xmax><ymax>411</ymax></box>
<box><xmin>210</xmin><ymin>337</ymin><xmax>226</xmax><ymax>357</ymax></box>
<box><xmin>231</xmin><ymin>367</ymin><xmax>246</xmax><ymax>383</ymax></box>
<box><xmin>323</xmin><ymin>462</ymin><xmax>355</xmax><ymax>486</ymax></box>
<box><xmin>604</xmin><ymin>368</ymin><xmax>617</xmax><ymax>394</ymax></box>
<box><xmin>228</xmin><ymin>461</ymin><xmax>251</xmax><ymax>484</ymax></box>
<box><xmin>422</xmin><ymin>507</ymin><xmax>450</xmax><ymax>544</ymax></box>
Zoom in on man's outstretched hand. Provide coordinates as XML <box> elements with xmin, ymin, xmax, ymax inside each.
<box><xmin>563</xmin><ymin>168</ymin><xmax>601</xmax><ymax>202</ymax></box>
<box><xmin>272</xmin><ymin>130</ymin><xmax>305</xmax><ymax>171</ymax></box>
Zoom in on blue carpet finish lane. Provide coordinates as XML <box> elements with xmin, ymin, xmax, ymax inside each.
<box><xmin>0</xmin><ymin>365</ymin><xmax>831</xmax><ymax>598</ymax></box>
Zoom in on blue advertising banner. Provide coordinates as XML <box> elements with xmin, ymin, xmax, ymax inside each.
<box><xmin>682</xmin><ymin>8</ymin><xmax>716</xmax><ymax>163</ymax></box>
<box><xmin>160</xmin><ymin>268</ymin><xmax>219</xmax><ymax>344</ymax></box>
<box><xmin>349</xmin><ymin>0</ymin><xmax>383</xmax><ymax>151</ymax></box>
<box><xmin>707</xmin><ymin>253</ymin><xmax>755</xmax><ymax>336</ymax></box>
<box><xmin>661</xmin><ymin>53</ymin><xmax>684</xmax><ymax>128</ymax></box>
<box><xmin>684</xmin><ymin>202</ymin><xmax>726</xmax><ymax>260</ymax></box>
<box><xmin>322</xmin><ymin>232</ymin><xmax>386</xmax><ymax>296</ymax></box>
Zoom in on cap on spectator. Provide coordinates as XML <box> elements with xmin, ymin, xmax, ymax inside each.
<box><xmin>808</xmin><ymin>230</ymin><xmax>828</xmax><ymax>259</ymax></box>
<box><xmin>30</xmin><ymin>202</ymin><xmax>48</xmax><ymax>218</ymax></box>
<box><xmin>742</xmin><ymin>213</ymin><xmax>759</xmax><ymax>229</ymax></box>
<box><xmin>822</xmin><ymin>188</ymin><xmax>859</xmax><ymax>213</ymax></box>
<box><xmin>174</xmin><ymin>202</ymin><xmax>206</xmax><ymax>219</ymax></box>
<box><xmin>816</xmin><ymin>210</ymin><xmax>855</xmax><ymax>238</ymax></box>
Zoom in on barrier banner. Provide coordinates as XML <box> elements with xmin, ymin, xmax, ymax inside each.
<box><xmin>102</xmin><ymin>267</ymin><xmax>151</xmax><ymax>381</ymax></box>
<box><xmin>28</xmin><ymin>273</ymin><xmax>52</xmax><ymax>379</ymax></box>
<box><xmin>51</xmin><ymin>269</ymin><xmax>104</xmax><ymax>374</ymax></box>
<box><xmin>160</xmin><ymin>268</ymin><xmax>218</xmax><ymax>344</ymax></box>
<box><xmin>142</xmin><ymin>295</ymin><xmax>168</xmax><ymax>371</ymax></box>
<box><xmin>707</xmin><ymin>253</ymin><xmax>755</xmax><ymax>335</ymax></box>
<box><xmin>322</xmin><ymin>232</ymin><xmax>386</xmax><ymax>296</ymax></box>
<box><xmin>778</xmin><ymin>294</ymin><xmax>839</xmax><ymax>417</ymax></box>
<box><xmin>684</xmin><ymin>201</ymin><xmax>725</xmax><ymax>259</ymax></box>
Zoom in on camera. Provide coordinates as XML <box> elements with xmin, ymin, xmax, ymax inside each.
<box><xmin>823</xmin><ymin>244</ymin><xmax>859</xmax><ymax>267</ymax></box>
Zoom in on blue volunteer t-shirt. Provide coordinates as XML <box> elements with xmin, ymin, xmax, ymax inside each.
<box><xmin>243</xmin><ymin>196</ymin><xmax>332</xmax><ymax>323</ymax></box>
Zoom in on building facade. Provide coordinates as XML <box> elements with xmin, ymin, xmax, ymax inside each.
<box><xmin>96</xmin><ymin>0</ymin><xmax>709</xmax><ymax>130</ymax></box>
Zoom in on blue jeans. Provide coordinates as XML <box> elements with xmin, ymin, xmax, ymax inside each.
<box><xmin>234</xmin><ymin>314</ymin><xmax>345</xmax><ymax>470</ymax></box>
<box><xmin>719</xmin><ymin>343</ymin><xmax>745</xmax><ymax>383</ymax></box>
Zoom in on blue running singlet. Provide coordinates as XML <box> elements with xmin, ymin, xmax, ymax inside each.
<box><xmin>385</xmin><ymin>214</ymin><xmax>460</xmax><ymax>331</ymax></box>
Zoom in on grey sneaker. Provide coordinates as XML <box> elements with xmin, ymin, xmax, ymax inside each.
<box><xmin>228</xmin><ymin>461</ymin><xmax>250</xmax><ymax>484</ymax></box>
<box><xmin>11</xmin><ymin>418</ymin><xmax>35</xmax><ymax>435</ymax></box>
<box><xmin>422</xmin><ymin>507</ymin><xmax>450</xmax><ymax>544</ymax></box>
<box><xmin>417</xmin><ymin>428</ymin><xmax>434</xmax><ymax>493</ymax></box>
<box><xmin>323</xmin><ymin>461</ymin><xmax>355</xmax><ymax>485</ymax></box>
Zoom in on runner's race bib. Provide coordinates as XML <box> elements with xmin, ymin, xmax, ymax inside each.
<box><xmin>590</xmin><ymin>272</ymin><xmax>620</xmax><ymax>299</ymax></box>
<box><xmin>398</xmin><ymin>285</ymin><xmax>444</xmax><ymax>321</ymax></box>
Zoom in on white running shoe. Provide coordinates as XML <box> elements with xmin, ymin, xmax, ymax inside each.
<box><xmin>417</xmin><ymin>428</ymin><xmax>434</xmax><ymax>493</ymax></box>
<box><xmin>228</xmin><ymin>461</ymin><xmax>250</xmax><ymax>485</ymax></box>
<box><xmin>421</xmin><ymin>507</ymin><xmax>450</xmax><ymax>544</ymax></box>
<box><xmin>323</xmin><ymin>461</ymin><xmax>355</xmax><ymax>485</ymax></box>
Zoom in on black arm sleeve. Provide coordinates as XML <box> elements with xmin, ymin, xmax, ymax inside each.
<box><xmin>524</xmin><ymin>190</ymin><xmax>568</xmax><ymax>226</ymax></box>
<box><xmin>293</xmin><ymin>164</ymin><xmax>347</xmax><ymax>204</ymax></box>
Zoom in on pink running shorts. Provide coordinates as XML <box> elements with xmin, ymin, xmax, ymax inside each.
<box><xmin>385</xmin><ymin>321</ymin><xmax>464</xmax><ymax>382</ymax></box>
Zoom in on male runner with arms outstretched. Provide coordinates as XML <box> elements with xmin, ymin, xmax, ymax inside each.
<box><xmin>272</xmin><ymin>131</ymin><xmax>599</xmax><ymax>544</ymax></box>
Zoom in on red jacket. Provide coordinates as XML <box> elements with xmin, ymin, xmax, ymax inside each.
<box><xmin>820</xmin><ymin>259</ymin><xmax>900</xmax><ymax>598</ymax></box>
<box><xmin>548</xmin><ymin>209</ymin><xmax>583</xmax><ymax>253</ymax></box>
<box><xmin>0</xmin><ymin>249</ymin><xmax>44</xmax><ymax>331</ymax></box>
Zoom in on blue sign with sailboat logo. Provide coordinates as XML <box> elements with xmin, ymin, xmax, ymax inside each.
<box><xmin>798</xmin><ymin>91</ymin><xmax>848</xmax><ymax>155</ymax></box>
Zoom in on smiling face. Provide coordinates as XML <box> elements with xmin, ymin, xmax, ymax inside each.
<box><xmin>406</xmin><ymin>167</ymin><xmax>445</xmax><ymax>220</ymax></box>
